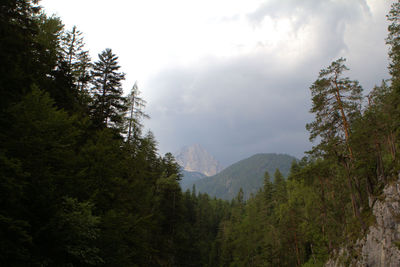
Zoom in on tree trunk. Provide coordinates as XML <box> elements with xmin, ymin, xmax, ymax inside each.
<box><xmin>333</xmin><ymin>80</ymin><xmax>353</xmax><ymax>160</ymax></box>
<box><xmin>317</xmin><ymin>175</ymin><xmax>332</xmax><ymax>252</ymax></box>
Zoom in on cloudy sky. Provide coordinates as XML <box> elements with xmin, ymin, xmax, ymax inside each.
<box><xmin>42</xmin><ymin>0</ymin><xmax>394</xmax><ymax>166</ymax></box>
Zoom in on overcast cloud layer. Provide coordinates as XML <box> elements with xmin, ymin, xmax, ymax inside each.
<box><xmin>42</xmin><ymin>0</ymin><xmax>394</xmax><ymax>166</ymax></box>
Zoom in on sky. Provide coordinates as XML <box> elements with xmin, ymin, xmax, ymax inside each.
<box><xmin>41</xmin><ymin>0</ymin><xmax>394</xmax><ymax>166</ymax></box>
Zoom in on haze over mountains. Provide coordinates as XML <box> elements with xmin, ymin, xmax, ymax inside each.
<box><xmin>175</xmin><ymin>144</ymin><xmax>223</xmax><ymax>176</ymax></box>
<box><xmin>179</xmin><ymin>169</ymin><xmax>206</xmax><ymax>192</ymax></box>
<box><xmin>190</xmin><ymin>153</ymin><xmax>296</xmax><ymax>200</ymax></box>
<box><xmin>176</xmin><ymin>145</ymin><xmax>297</xmax><ymax>200</ymax></box>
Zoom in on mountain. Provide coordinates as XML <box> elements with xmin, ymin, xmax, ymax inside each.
<box><xmin>175</xmin><ymin>144</ymin><xmax>223</xmax><ymax>176</ymax></box>
<box><xmin>192</xmin><ymin>153</ymin><xmax>297</xmax><ymax>200</ymax></box>
<box><xmin>179</xmin><ymin>169</ymin><xmax>206</xmax><ymax>191</ymax></box>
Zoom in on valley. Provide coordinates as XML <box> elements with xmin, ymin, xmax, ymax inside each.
<box><xmin>179</xmin><ymin>150</ymin><xmax>296</xmax><ymax>200</ymax></box>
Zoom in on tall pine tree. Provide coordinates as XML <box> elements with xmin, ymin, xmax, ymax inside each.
<box><xmin>306</xmin><ymin>58</ymin><xmax>362</xmax><ymax>160</ymax></box>
<box><xmin>61</xmin><ymin>26</ymin><xmax>92</xmax><ymax>93</ymax></box>
<box><xmin>126</xmin><ymin>82</ymin><xmax>149</xmax><ymax>143</ymax></box>
<box><xmin>90</xmin><ymin>48</ymin><xmax>127</xmax><ymax>130</ymax></box>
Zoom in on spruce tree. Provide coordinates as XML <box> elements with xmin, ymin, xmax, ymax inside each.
<box><xmin>273</xmin><ymin>169</ymin><xmax>287</xmax><ymax>203</ymax></box>
<box><xmin>90</xmin><ymin>48</ymin><xmax>127</xmax><ymax>129</ymax></box>
<box><xmin>0</xmin><ymin>0</ymin><xmax>40</xmax><ymax>109</ymax></box>
<box><xmin>35</xmin><ymin>14</ymin><xmax>81</xmax><ymax>112</ymax></box>
<box><xmin>61</xmin><ymin>26</ymin><xmax>92</xmax><ymax>93</ymax></box>
<box><xmin>263</xmin><ymin>171</ymin><xmax>274</xmax><ymax>216</ymax></box>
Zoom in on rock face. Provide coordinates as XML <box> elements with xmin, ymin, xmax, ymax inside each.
<box><xmin>325</xmin><ymin>176</ymin><xmax>400</xmax><ymax>267</ymax></box>
<box><xmin>175</xmin><ymin>144</ymin><xmax>223</xmax><ymax>177</ymax></box>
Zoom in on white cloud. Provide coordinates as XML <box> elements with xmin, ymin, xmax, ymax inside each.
<box><xmin>40</xmin><ymin>0</ymin><xmax>395</xmax><ymax>165</ymax></box>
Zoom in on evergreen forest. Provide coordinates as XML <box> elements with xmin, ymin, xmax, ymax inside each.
<box><xmin>1</xmin><ymin>1</ymin><xmax>400</xmax><ymax>266</ymax></box>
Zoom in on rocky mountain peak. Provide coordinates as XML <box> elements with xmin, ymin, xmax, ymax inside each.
<box><xmin>175</xmin><ymin>144</ymin><xmax>223</xmax><ymax>176</ymax></box>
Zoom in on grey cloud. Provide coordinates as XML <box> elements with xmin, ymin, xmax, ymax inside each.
<box><xmin>247</xmin><ymin>0</ymin><xmax>367</xmax><ymax>25</ymax></box>
<box><xmin>143</xmin><ymin>0</ymin><xmax>390</xmax><ymax>166</ymax></box>
<box><xmin>145</xmin><ymin>53</ymin><xmax>318</xmax><ymax>165</ymax></box>
<box><xmin>247</xmin><ymin>0</ymin><xmax>370</xmax><ymax>59</ymax></box>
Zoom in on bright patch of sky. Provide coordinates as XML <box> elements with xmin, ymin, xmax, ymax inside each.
<box><xmin>43</xmin><ymin>0</ymin><xmax>266</xmax><ymax>85</ymax></box>
<box><xmin>41</xmin><ymin>0</ymin><xmax>395</xmax><ymax>165</ymax></box>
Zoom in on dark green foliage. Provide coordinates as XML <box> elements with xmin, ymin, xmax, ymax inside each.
<box><xmin>193</xmin><ymin>153</ymin><xmax>297</xmax><ymax>200</ymax></box>
<box><xmin>263</xmin><ymin>171</ymin><xmax>274</xmax><ymax>216</ymax></box>
<box><xmin>1</xmin><ymin>87</ymin><xmax>88</xmax><ymax>265</ymax></box>
<box><xmin>33</xmin><ymin>14</ymin><xmax>83</xmax><ymax>113</ymax></box>
<box><xmin>387</xmin><ymin>1</ymin><xmax>400</xmax><ymax>82</ymax></box>
<box><xmin>61</xmin><ymin>26</ymin><xmax>91</xmax><ymax>88</ymax></box>
<box><xmin>0</xmin><ymin>0</ymin><xmax>40</xmax><ymax>110</ymax></box>
<box><xmin>51</xmin><ymin>197</ymin><xmax>102</xmax><ymax>266</ymax></box>
<box><xmin>60</xmin><ymin>25</ymin><xmax>92</xmax><ymax>109</ymax></box>
<box><xmin>210</xmin><ymin>3</ymin><xmax>400</xmax><ymax>265</ymax></box>
<box><xmin>0</xmin><ymin>2</ymin><xmax>229</xmax><ymax>266</ymax></box>
<box><xmin>306</xmin><ymin>57</ymin><xmax>362</xmax><ymax>159</ymax></box>
<box><xmin>177</xmin><ymin>191</ymin><xmax>230</xmax><ymax>267</ymax></box>
<box><xmin>385</xmin><ymin>1</ymin><xmax>400</xmax><ymax>171</ymax></box>
<box><xmin>2</xmin><ymin>1</ymin><xmax>400</xmax><ymax>266</ymax></box>
<box><xmin>90</xmin><ymin>48</ymin><xmax>127</xmax><ymax>130</ymax></box>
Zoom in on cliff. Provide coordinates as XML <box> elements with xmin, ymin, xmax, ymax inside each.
<box><xmin>175</xmin><ymin>144</ymin><xmax>223</xmax><ymax>176</ymax></box>
<box><xmin>325</xmin><ymin>175</ymin><xmax>400</xmax><ymax>267</ymax></box>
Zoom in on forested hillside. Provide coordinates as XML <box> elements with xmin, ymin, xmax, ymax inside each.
<box><xmin>207</xmin><ymin>2</ymin><xmax>400</xmax><ymax>265</ymax></box>
<box><xmin>192</xmin><ymin>153</ymin><xmax>296</xmax><ymax>200</ymax></box>
<box><xmin>0</xmin><ymin>1</ymin><xmax>229</xmax><ymax>266</ymax></box>
<box><xmin>1</xmin><ymin>0</ymin><xmax>400</xmax><ymax>267</ymax></box>
<box><xmin>180</xmin><ymin>169</ymin><xmax>207</xmax><ymax>191</ymax></box>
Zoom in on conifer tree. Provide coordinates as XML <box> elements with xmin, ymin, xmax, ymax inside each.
<box><xmin>90</xmin><ymin>48</ymin><xmax>127</xmax><ymax>129</ymax></box>
<box><xmin>263</xmin><ymin>171</ymin><xmax>274</xmax><ymax>215</ymax></box>
<box><xmin>61</xmin><ymin>26</ymin><xmax>92</xmax><ymax>92</ymax></box>
<box><xmin>126</xmin><ymin>82</ymin><xmax>149</xmax><ymax>143</ymax></box>
<box><xmin>162</xmin><ymin>153</ymin><xmax>182</xmax><ymax>181</ymax></box>
<box><xmin>306</xmin><ymin>58</ymin><xmax>364</xmax><ymax>221</ymax></box>
<box><xmin>306</xmin><ymin>58</ymin><xmax>362</xmax><ymax>160</ymax></box>
<box><xmin>385</xmin><ymin>1</ymin><xmax>400</xmax><ymax>168</ymax></box>
<box><xmin>274</xmin><ymin>169</ymin><xmax>287</xmax><ymax>203</ymax></box>
<box><xmin>387</xmin><ymin>1</ymin><xmax>400</xmax><ymax>83</ymax></box>
<box><xmin>0</xmin><ymin>0</ymin><xmax>41</xmax><ymax>109</ymax></box>
<box><xmin>35</xmin><ymin>14</ymin><xmax>82</xmax><ymax>112</ymax></box>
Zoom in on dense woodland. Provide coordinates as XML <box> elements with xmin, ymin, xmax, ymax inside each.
<box><xmin>1</xmin><ymin>0</ymin><xmax>400</xmax><ymax>266</ymax></box>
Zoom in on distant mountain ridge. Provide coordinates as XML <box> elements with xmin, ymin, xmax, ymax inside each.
<box><xmin>179</xmin><ymin>169</ymin><xmax>206</xmax><ymax>191</ymax></box>
<box><xmin>175</xmin><ymin>144</ymin><xmax>223</xmax><ymax>176</ymax></box>
<box><xmin>191</xmin><ymin>153</ymin><xmax>297</xmax><ymax>200</ymax></box>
